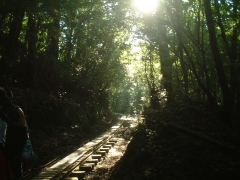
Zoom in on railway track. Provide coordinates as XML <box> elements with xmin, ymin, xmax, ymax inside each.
<box><xmin>23</xmin><ymin>113</ymin><xmax>236</xmax><ymax>180</ymax></box>
<box><xmin>24</xmin><ymin>116</ymin><xmax>137</xmax><ymax>180</ymax></box>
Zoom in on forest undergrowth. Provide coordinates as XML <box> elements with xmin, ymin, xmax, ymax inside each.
<box><xmin>12</xmin><ymin>87</ymin><xmax>240</xmax><ymax>179</ymax></box>
<box><xmin>109</xmin><ymin>102</ymin><xmax>240</xmax><ymax>180</ymax></box>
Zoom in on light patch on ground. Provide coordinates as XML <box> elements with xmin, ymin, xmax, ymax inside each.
<box><xmin>84</xmin><ymin>138</ymin><xmax>130</xmax><ymax>180</ymax></box>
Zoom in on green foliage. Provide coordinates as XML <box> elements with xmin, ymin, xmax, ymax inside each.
<box><xmin>0</xmin><ymin>0</ymin><xmax>239</xmax><ymax>126</ymax></box>
<box><xmin>131</xmin><ymin>0</ymin><xmax>240</xmax><ymax>125</ymax></box>
<box><xmin>0</xmin><ymin>0</ymin><xmax>136</xmax><ymax>126</ymax></box>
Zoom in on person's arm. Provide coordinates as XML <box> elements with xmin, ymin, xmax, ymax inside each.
<box><xmin>17</xmin><ymin>108</ymin><xmax>27</xmax><ymax>127</ymax></box>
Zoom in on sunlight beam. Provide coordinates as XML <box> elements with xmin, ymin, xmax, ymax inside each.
<box><xmin>133</xmin><ymin>0</ymin><xmax>158</xmax><ymax>13</ymax></box>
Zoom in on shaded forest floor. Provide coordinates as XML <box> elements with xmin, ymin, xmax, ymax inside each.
<box><xmin>25</xmin><ymin>101</ymin><xmax>240</xmax><ymax>180</ymax></box>
<box><xmin>109</xmin><ymin>102</ymin><xmax>240</xmax><ymax>180</ymax></box>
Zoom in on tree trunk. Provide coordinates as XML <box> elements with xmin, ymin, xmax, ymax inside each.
<box><xmin>26</xmin><ymin>13</ymin><xmax>38</xmax><ymax>87</ymax></box>
<box><xmin>179</xmin><ymin>41</ymin><xmax>188</xmax><ymax>97</ymax></box>
<box><xmin>157</xmin><ymin>18</ymin><xmax>174</xmax><ymax>103</ymax></box>
<box><xmin>2</xmin><ymin>6</ymin><xmax>25</xmax><ymax>74</ymax></box>
<box><xmin>181</xmin><ymin>40</ymin><xmax>216</xmax><ymax>104</ymax></box>
<box><xmin>44</xmin><ymin>5</ymin><xmax>60</xmax><ymax>88</ymax></box>
<box><xmin>230</xmin><ymin>0</ymin><xmax>239</xmax><ymax>126</ymax></box>
<box><xmin>204</xmin><ymin>0</ymin><xmax>233</xmax><ymax>124</ymax></box>
<box><xmin>158</xmin><ymin>42</ymin><xmax>174</xmax><ymax>103</ymax></box>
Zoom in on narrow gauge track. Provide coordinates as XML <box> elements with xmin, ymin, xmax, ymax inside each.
<box><xmin>24</xmin><ymin>118</ymin><xmax>133</xmax><ymax>180</ymax></box>
<box><xmin>24</xmin><ymin>115</ymin><xmax>235</xmax><ymax>180</ymax></box>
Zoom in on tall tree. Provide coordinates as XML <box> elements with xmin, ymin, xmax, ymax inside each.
<box><xmin>204</xmin><ymin>0</ymin><xmax>234</xmax><ymax>124</ymax></box>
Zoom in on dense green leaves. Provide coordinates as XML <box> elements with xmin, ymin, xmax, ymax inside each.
<box><xmin>133</xmin><ymin>0</ymin><xmax>239</xmax><ymax>126</ymax></box>
<box><xmin>0</xmin><ymin>0</ymin><xmax>134</xmax><ymax>124</ymax></box>
<box><xmin>0</xmin><ymin>0</ymin><xmax>239</xmax><ymax>126</ymax></box>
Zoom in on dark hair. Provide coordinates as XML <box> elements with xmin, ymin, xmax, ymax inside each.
<box><xmin>0</xmin><ymin>87</ymin><xmax>7</xmax><ymax>105</ymax></box>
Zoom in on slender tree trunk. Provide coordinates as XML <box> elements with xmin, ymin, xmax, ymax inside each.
<box><xmin>171</xmin><ymin>11</ymin><xmax>216</xmax><ymax>104</ymax></box>
<box><xmin>179</xmin><ymin>39</ymin><xmax>188</xmax><ymax>96</ymax></box>
<box><xmin>236</xmin><ymin>54</ymin><xmax>240</xmax><ymax>123</ymax></box>
<box><xmin>144</xmin><ymin>56</ymin><xmax>160</xmax><ymax>110</ymax></box>
<box><xmin>26</xmin><ymin>13</ymin><xmax>38</xmax><ymax>87</ymax></box>
<box><xmin>181</xmin><ymin>40</ymin><xmax>215</xmax><ymax>104</ymax></box>
<box><xmin>2</xmin><ymin>6</ymin><xmax>24</xmax><ymax>74</ymax></box>
<box><xmin>47</xmin><ymin>17</ymin><xmax>60</xmax><ymax>60</ymax></box>
<box><xmin>204</xmin><ymin>0</ymin><xmax>233</xmax><ymax>125</ymax></box>
<box><xmin>230</xmin><ymin>0</ymin><xmax>239</xmax><ymax>126</ymax></box>
<box><xmin>45</xmin><ymin>5</ymin><xmax>60</xmax><ymax>87</ymax></box>
<box><xmin>214</xmin><ymin>0</ymin><xmax>238</xmax><ymax>114</ymax></box>
<box><xmin>158</xmin><ymin>42</ymin><xmax>174</xmax><ymax>103</ymax></box>
<box><xmin>157</xmin><ymin>10</ymin><xmax>174</xmax><ymax>103</ymax></box>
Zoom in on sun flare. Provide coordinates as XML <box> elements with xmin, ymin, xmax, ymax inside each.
<box><xmin>133</xmin><ymin>0</ymin><xmax>158</xmax><ymax>13</ymax></box>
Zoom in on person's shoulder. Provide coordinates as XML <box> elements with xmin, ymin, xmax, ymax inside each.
<box><xmin>7</xmin><ymin>104</ymin><xmax>20</xmax><ymax>115</ymax></box>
